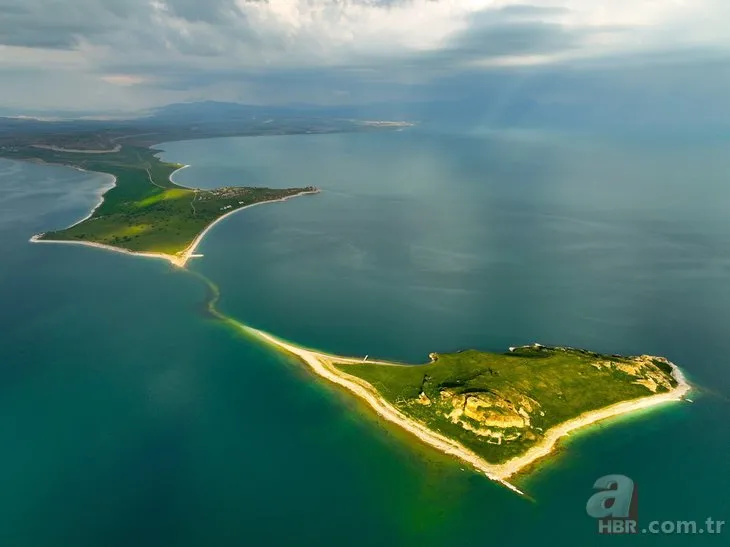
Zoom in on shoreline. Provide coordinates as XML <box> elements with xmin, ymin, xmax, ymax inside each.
<box><xmin>236</xmin><ymin>327</ymin><xmax>691</xmax><ymax>495</ymax></box>
<box><xmin>175</xmin><ymin>188</ymin><xmax>321</xmax><ymax>267</ymax></box>
<box><xmin>31</xmin><ymin>144</ymin><xmax>122</xmax><ymax>154</ymax></box>
<box><xmin>24</xmin><ymin>154</ymin><xmax>319</xmax><ymax>268</ymax></box>
<box><xmin>151</xmin><ymin>146</ymin><xmax>194</xmax><ymax>189</ymax></box>
<box><xmin>30</xmin><ymin>189</ymin><xmax>321</xmax><ymax>268</ymax></box>
<box><xmin>64</xmin><ymin>173</ymin><xmax>118</xmax><ymax>230</ymax></box>
<box><xmin>169</xmin><ymin>164</ymin><xmax>192</xmax><ymax>188</ymax></box>
<box><xmin>29</xmin><ymin>234</ymin><xmax>186</xmax><ymax>265</ymax></box>
<box><xmin>489</xmin><ymin>358</ymin><xmax>690</xmax><ymax>479</ymax></box>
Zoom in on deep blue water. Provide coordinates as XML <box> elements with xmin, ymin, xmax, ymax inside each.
<box><xmin>0</xmin><ymin>128</ymin><xmax>728</xmax><ymax>546</ymax></box>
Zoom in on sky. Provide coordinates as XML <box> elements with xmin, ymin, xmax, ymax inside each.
<box><xmin>0</xmin><ymin>0</ymin><xmax>728</xmax><ymax>119</ymax></box>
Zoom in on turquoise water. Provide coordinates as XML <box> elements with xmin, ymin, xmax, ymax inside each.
<box><xmin>1</xmin><ymin>129</ymin><xmax>728</xmax><ymax>546</ymax></box>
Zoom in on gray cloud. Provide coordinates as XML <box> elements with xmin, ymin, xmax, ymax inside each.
<box><xmin>421</xmin><ymin>21</ymin><xmax>578</xmax><ymax>65</ymax></box>
<box><xmin>91</xmin><ymin>3</ymin><xmax>588</xmax><ymax>87</ymax></box>
<box><xmin>0</xmin><ymin>0</ymin><xmax>126</xmax><ymax>48</ymax></box>
<box><xmin>164</xmin><ymin>0</ymin><xmax>236</xmax><ymax>23</ymax></box>
<box><xmin>0</xmin><ymin>0</ymin><xmax>727</xmax><ymax>114</ymax></box>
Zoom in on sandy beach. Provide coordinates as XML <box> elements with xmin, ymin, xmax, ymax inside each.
<box><xmin>29</xmin><ymin>234</ymin><xmax>186</xmax><ymax>265</ymax></box>
<box><xmin>239</xmin><ymin>327</ymin><xmax>691</xmax><ymax>495</ymax></box>
<box><xmin>169</xmin><ymin>164</ymin><xmax>192</xmax><ymax>187</ymax></box>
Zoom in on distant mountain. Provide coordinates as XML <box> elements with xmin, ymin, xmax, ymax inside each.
<box><xmin>0</xmin><ymin>100</ymin><xmax>420</xmax><ymax>126</ymax></box>
<box><xmin>149</xmin><ymin>101</ymin><xmax>272</xmax><ymax>122</ymax></box>
<box><xmin>148</xmin><ymin>101</ymin><xmax>418</xmax><ymax>123</ymax></box>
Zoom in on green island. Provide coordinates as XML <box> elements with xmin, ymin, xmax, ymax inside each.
<box><xmin>332</xmin><ymin>345</ymin><xmax>687</xmax><ymax>468</ymax></box>
<box><xmin>236</xmin><ymin>325</ymin><xmax>690</xmax><ymax>492</ymax></box>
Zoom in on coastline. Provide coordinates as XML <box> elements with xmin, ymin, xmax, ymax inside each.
<box><xmin>174</xmin><ymin>188</ymin><xmax>321</xmax><ymax>267</ymax></box>
<box><xmin>490</xmin><ymin>358</ymin><xmax>690</xmax><ymax>479</ymax></box>
<box><xmin>168</xmin><ymin>164</ymin><xmax>191</xmax><ymax>187</ymax></box>
<box><xmin>236</xmin><ymin>327</ymin><xmax>691</xmax><ymax>495</ymax></box>
<box><xmin>30</xmin><ymin>188</ymin><xmax>320</xmax><ymax>268</ymax></box>
<box><xmin>31</xmin><ymin>144</ymin><xmax>122</xmax><ymax>154</ymax></box>
<box><xmin>63</xmin><ymin>173</ymin><xmax>118</xmax><ymax>230</ymax></box>
<box><xmin>29</xmin><ymin>234</ymin><xmax>186</xmax><ymax>265</ymax></box>
<box><xmin>26</xmin><ymin>155</ymin><xmax>319</xmax><ymax>268</ymax></box>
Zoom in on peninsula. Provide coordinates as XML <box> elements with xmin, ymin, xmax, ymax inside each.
<box><xmin>22</xmin><ymin>144</ymin><xmax>318</xmax><ymax>267</ymax></box>
<box><xmin>1</xmin><ymin>106</ymin><xmax>411</xmax><ymax>266</ymax></box>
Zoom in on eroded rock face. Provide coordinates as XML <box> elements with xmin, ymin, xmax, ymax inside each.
<box><xmin>591</xmin><ymin>355</ymin><xmax>675</xmax><ymax>393</ymax></box>
<box><xmin>463</xmin><ymin>396</ymin><xmax>526</xmax><ymax>428</ymax></box>
<box><xmin>400</xmin><ymin>350</ymin><xmax>677</xmax><ymax>447</ymax></box>
<box><xmin>438</xmin><ymin>389</ymin><xmax>540</xmax><ymax>444</ymax></box>
<box><xmin>416</xmin><ymin>392</ymin><xmax>432</xmax><ymax>406</ymax></box>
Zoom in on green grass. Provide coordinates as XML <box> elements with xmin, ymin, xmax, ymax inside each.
<box><xmin>335</xmin><ymin>346</ymin><xmax>677</xmax><ymax>463</ymax></box>
<box><xmin>17</xmin><ymin>145</ymin><xmax>315</xmax><ymax>255</ymax></box>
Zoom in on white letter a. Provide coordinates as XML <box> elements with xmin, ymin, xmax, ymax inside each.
<box><xmin>586</xmin><ymin>474</ymin><xmax>634</xmax><ymax>519</ymax></box>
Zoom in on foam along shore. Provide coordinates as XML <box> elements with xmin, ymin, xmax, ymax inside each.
<box><xmin>238</xmin><ymin>326</ymin><xmax>691</xmax><ymax>496</ymax></box>
<box><xmin>64</xmin><ymin>173</ymin><xmax>118</xmax><ymax>230</ymax></box>
<box><xmin>30</xmin><ymin>188</ymin><xmax>321</xmax><ymax>268</ymax></box>
<box><xmin>169</xmin><ymin>164</ymin><xmax>191</xmax><ymax>187</ymax></box>
<box><xmin>31</xmin><ymin>144</ymin><xmax>122</xmax><ymax>154</ymax></box>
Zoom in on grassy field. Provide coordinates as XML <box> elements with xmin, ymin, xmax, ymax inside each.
<box><xmin>8</xmin><ymin>145</ymin><xmax>314</xmax><ymax>255</ymax></box>
<box><xmin>335</xmin><ymin>345</ymin><xmax>678</xmax><ymax>463</ymax></box>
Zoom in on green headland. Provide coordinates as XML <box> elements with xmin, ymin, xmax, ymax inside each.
<box><xmin>21</xmin><ymin>145</ymin><xmax>316</xmax><ymax>263</ymax></box>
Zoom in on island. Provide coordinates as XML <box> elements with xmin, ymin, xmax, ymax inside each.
<box><xmin>232</xmin><ymin>329</ymin><xmax>690</xmax><ymax>495</ymax></box>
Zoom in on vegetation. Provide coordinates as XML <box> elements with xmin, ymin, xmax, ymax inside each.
<box><xmin>0</xmin><ymin>104</ymin><xmax>413</xmax><ymax>151</ymax></box>
<box><xmin>0</xmin><ymin>105</ymin><xmax>411</xmax><ymax>256</ymax></box>
<box><xmin>7</xmin><ymin>145</ymin><xmax>315</xmax><ymax>256</ymax></box>
<box><xmin>335</xmin><ymin>345</ymin><xmax>678</xmax><ymax>463</ymax></box>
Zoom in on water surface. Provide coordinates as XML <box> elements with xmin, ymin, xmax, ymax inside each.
<box><xmin>1</xmin><ymin>128</ymin><xmax>728</xmax><ymax>546</ymax></box>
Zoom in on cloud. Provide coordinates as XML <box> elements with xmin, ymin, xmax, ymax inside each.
<box><xmin>0</xmin><ymin>1</ymin><xmax>728</xmax><ymax>112</ymax></box>
<box><xmin>101</xmin><ymin>74</ymin><xmax>149</xmax><ymax>86</ymax></box>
